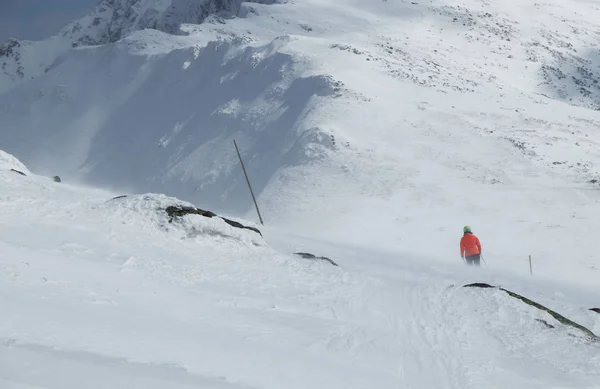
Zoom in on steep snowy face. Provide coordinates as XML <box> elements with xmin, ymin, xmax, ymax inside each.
<box><xmin>0</xmin><ymin>0</ymin><xmax>279</xmax><ymax>93</ymax></box>
<box><xmin>63</xmin><ymin>0</ymin><xmax>280</xmax><ymax>46</ymax></box>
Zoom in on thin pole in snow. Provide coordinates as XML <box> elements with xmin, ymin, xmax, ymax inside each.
<box><xmin>233</xmin><ymin>139</ymin><xmax>264</xmax><ymax>226</ymax></box>
<box><xmin>529</xmin><ymin>255</ymin><xmax>533</xmax><ymax>275</ymax></box>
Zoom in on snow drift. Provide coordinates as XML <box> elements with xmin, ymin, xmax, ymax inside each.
<box><xmin>1</xmin><ymin>151</ymin><xmax>600</xmax><ymax>388</ymax></box>
<box><xmin>99</xmin><ymin>193</ymin><xmax>264</xmax><ymax>245</ymax></box>
<box><xmin>0</xmin><ymin>150</ymin><xmax>30</xmax><ymax>174</ymax></box>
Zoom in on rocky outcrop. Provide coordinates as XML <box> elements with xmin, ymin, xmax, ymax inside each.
<box><xmin>106</xmin><ymin>194</ymin><xmax>262</xmax><ymax>237</ymax></box>
<box><xmin>535</xmin><ymin>319</ymin><xmax>555</xmax><ymax>329</ymax></box>
<box><xmin>0</xmin><ymin>39</ymin><xmax>25</xmax><ymax>79</ymax></box>
<box><xmin>10</xmin><ymin>169</ymin><xmax>26</xmax><ymax>176</ymax></box>
<box><xmin>590</xmin><ymin>308</ymin><xmax>600</xmax><ymax>314</ymax></box>
<box><xmin>463</xmin><ymin>282</ymin><xmax>493</xmax><ymax>289</ymax></box>
<box><xmin>165</xmin><ymin>205</ymin><xmax>262</xmax><ymax>236</ymax></box>
<box><xmin>294</xmin><ymin>252</ymin><xmax>338</xmax><ymax>267</ymax></box>
<box><xmin>1</xmin><ymin>0</ymin><xmax>281</xmax><ymax>93</ymax></box>
<box><xmin>58</xmin><ymin>0</ymin><xmax>281</xmax><ymax>47</ymax></box>
<box><xmin>464</xmin><ymin>283</ymin><xmax>598</xmax><ymax>340</ymax></box>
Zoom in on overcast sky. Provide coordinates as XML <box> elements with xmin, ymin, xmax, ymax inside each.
<box><xmin>0</xmin><ymin>0</ymin><xmax>98</xmax><ymax>43</ymax></box>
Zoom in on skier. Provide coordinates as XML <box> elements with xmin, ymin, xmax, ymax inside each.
<box><xmin>460</xmin><ymin>225</ymin><xmax>482</xmax><ymax>266</ymax></box>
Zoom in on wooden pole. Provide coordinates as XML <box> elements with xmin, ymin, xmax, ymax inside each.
<box><xmin>233</xmin><ymin>139</ymin><xmax>264</xmax><ymax>225</ymax></box>
<box><xmin>529</xmin><ymin>255</ymin><xmax>533</xmax><ymax>275</ymax></box>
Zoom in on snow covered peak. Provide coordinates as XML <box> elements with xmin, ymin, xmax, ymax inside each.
<box><xmin>61</xmin><ymin>0</ymin><xmax>278</xmax><ymax>47</ymax></box>
<box><xmin>0</xmin><ymin>0</ymin><xmax>279</xmax><ymax>93</ymax></box>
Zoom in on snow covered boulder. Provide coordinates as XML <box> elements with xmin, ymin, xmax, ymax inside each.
<box><xmin>101</xmin><ymin>193</ymin><xmax>264</xmax><ymax>245</ymax></box>
<box><xmin>0</xmin><ymin>150</ymin><xmax>31</xmax><ymax>176</ymax></box>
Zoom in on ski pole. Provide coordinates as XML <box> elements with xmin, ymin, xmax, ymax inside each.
<box><xmin>481</xmin><ymin>255</ymin><xmax>488</xmax><ymax>267</ymax></box>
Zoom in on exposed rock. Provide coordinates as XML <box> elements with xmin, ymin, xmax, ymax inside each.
<box><xmin>53</xmin><ymin>175</ymin><xmax>62</xmax><ymax>183</ymax></box>
<box><xmin>0</xmin><ymin>39</ymin><xmax>25</xmax><ymax>82</ymax></box>
<box><xmin>536</xmin><ymin>319</ymin><xmax>555</xmax><ymax>329</ymax></box>
<box><xmin>464</xmin><ymin>283</ymin><xmax>598</xmax><ymax>339</ymax></box>
<box><xmin>60</xmin><ymin>0</ymin><xmax>282</xmax><ymax>47</ymax></box>
<box><xmin>0</xmin><ymin>38</ymin><xmax>21</xmax><ymax>57</ymax></box>
<box><xmin>165</xmin><ymin>205</ymin><xmax>262</xmax><ymax>236</ymax></box>
<box><xmin>294</xmin><ymin>252</ymin><xmax>339</xmax><ymax>267</ymax></box>
<box><xmin>10</xmin><ymin>169</ymin><xmax>26</xmax><ymax>176</ymax></box>
<box><xmin>1</xmin><ymin>0</ymin><xmax>282</xmax><ymax>93</ymax></box>
<box><xmin>464</xmin><ymin>282</ymin><xmax>494</xmax><ymax>288</ymax></box>
<box><xmin>219</xmin><ymin>217</ymin><xmax>261</xmax><ymax>235</ymax></box>
<box><xmin>166</xmin><ymin>205</ymin><xmax>217</xmax><ymax>219</ymax></box>
<box><xmin>590</xmin><ymin>308</ymin><xmax>600</xmax><ymax>314</ymax></box>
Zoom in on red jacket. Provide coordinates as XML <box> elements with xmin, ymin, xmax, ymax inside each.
<box><xmin>460</xmin><ymin>233</ymin><xmax>481</xmax><ymax>256</ymax></box>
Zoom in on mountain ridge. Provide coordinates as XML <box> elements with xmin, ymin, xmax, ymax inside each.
<box><xmin>0</xmin><ymin>0</ymin><xmax>281</xmax><ymax>94</ymax></box>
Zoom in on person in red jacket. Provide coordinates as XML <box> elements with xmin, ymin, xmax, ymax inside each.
<box><xmin>460</xmin><ymin>225</ymin><xmax>482</xmax><ymax>266</ymax></box>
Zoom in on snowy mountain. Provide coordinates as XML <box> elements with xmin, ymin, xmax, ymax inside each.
<box><xmin>63</xmin><ymin>0</ymin><xmax>280</xmax><ymax>46</ymax></box>
<box><xmin>2</xmin><ymin>0</ymin><xmax>600</xmax><ymax>386</ymax></box>
<box><xmin>0</xmin><ymin>0</ymin><xmax>600</xmax><ymax>289</ymax></box>
<box><xmin>0</xmin><ymin>0</ymin><xmax>278</xmax><ymax>93</ymax></box>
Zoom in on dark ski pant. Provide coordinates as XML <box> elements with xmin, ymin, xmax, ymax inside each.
<box><xmin>465</xmin><ymin>254</ymin><xmax>481</xmax><ymax>266</ymax></box>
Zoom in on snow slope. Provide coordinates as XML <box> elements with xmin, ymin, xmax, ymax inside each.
<box><xmin>1</xmin><ymin>153</ymin><xmax>599</xmax><ymax>389</ymax></box>
<box><xmin>0</xmin><ymin>0</ymin><xmax>600</xmax><ymax>306</ymax></box>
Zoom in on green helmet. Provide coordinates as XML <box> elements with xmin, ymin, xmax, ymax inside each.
<box><xmin>463</xmin><ymin>225</ymin><xmax>472</xmax><ymax>233</ymax></box>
